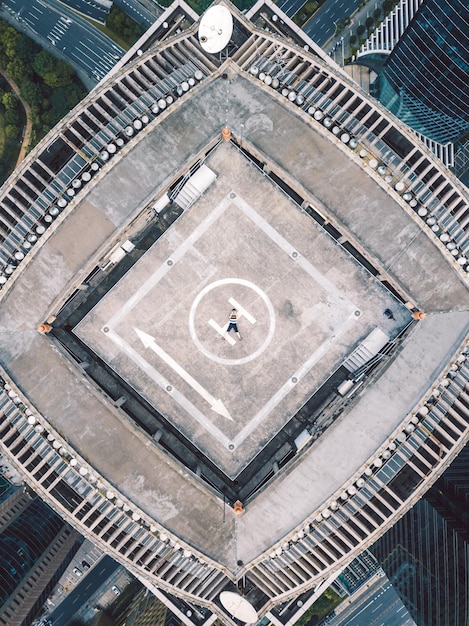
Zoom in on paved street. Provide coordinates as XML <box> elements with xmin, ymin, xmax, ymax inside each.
<box><xmin>113</xmin><ymin>0</ymin><xmax>160</xmax><ymax>26</ymax></box>
<box><xmin>47</xmin><ymin>555</ymin><xmax>120</xmax><ymax>626</ymax></box>
<box><xmin>2</xmin><ymin>0</ymin><xmax>124</xmax><ymax>83</ymax></box>
<box><xmin>60</xmin><ymin>0</ymin><xmax>111</xmax><ymax>23</ymax></box>
<box><xmin>276</xmin><ymin>0</ymin><xmax>305</xmax><ymax>18</ymax></box>
<box><xmin>274</xmin><ymin>0</ymin><xmax>386</xmax><ymax>57</ymax></box>
<box><xmin>276</xmin><ymin>0</ymin><xmax>361</xmax><ymax>46</ymax></box>
<box><xmin>327</xmin><ymin>578</ymin><xmax>416</xmax><ymax>626</ymax></box>
<box><xmin>302</xmin><ymin>0</ymin><xmax>359</xmax><ymax>46</ymax></box>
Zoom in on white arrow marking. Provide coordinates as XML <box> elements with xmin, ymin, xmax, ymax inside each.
<box><xmin>134</xmin><ymin>328</ymin><xmax>232</xmax><ymax>420</ymax></box>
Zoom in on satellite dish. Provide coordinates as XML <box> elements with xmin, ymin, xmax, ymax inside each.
<box><xmin>198</xmin><ymin>5</ymin><xmax>233</xmax><ymax>53</ymax></box>
<box><xmin>219</xmin><ymin>592</ymin><xmax>258</xmax><ymax>624</ymax></box>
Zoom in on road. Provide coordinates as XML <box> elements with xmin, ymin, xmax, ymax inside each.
<box><xmin>302</xmin><ymin>0</ymin><xmax>360</xmax><ymax>46</ymax></box>
<box><xmin>275</xmin><ymin>0</ymin><xmax>363</xmax><ymax>47</ymax></box>
<box><xmin>327</xmin><ymin>580</ymin><xmax>416</xmax><ymax>626</ymax></box>
<box><xmin>276</xmin><ymin>0</ymin><xmax>305</xmax><ymax>19</ymax></box>
<box><xmin>58</xmin><ymin>0</ymin><xmax>111</xmax><ymax>24</ymax></box>
<box><xmin>2</xmin><ymin>0</ymin><xmax>125</xmax><ymax>83</ymax></box>
<box><xmin>113</xmin><ymin>0</ymin><xmax>159</xmax><ymax>26</ymax></box>
<box><xmin>47</xmin><ymin>555</ymin><xmax>119</xmax><ymax>626</ymax></box>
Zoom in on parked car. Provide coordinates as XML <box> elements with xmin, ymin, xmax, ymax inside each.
<box><xmin>111</xmin><ymin>585</ymin><xmax>120</xmax><ymax>595</ymax></box>
<box><xmin>73</xmin><ymin>567</ymin><xmax>82</xmax><ymax>576</ymax></box>
<box><xmin>81</xmin><ymin>560</ymin><xmax>91</xmax><ymax>570</ymax></box>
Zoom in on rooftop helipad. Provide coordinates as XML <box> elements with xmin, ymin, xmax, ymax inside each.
<box><xmin>75</xmin><ymin>143</ymin><xmax>411</xmax><ymax>476</ymax></box>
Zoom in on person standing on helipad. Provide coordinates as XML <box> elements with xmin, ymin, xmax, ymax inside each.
<box><xmin>225</xmin><ymin>308</ymin><xmax>241</xmax><ymax>340</ymax></box>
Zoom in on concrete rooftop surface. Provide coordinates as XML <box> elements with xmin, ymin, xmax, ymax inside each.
<box><xmin>1</xmin><ymin>67</ymin><xmax>467</xmax><ymax>568</ymax></box>
<box><xmin>74</xmin><ymin>144</ymin><xmax>412</xmax><ymax>477</ymax></box>
<box><xmin>0</xmin><ymin>7</ymin><xmax>468</xmax><ymax>619</ymax></box>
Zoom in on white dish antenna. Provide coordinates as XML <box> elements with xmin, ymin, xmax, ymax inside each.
<box><xmin>219</xmin><ymin>591</ymin><xmax>258</xmax><ymax>624</ymax></box>
<box><xmin>198</xmin><ymin>5</ymin><xmax>233</xmax><ymax>53</ymax></box>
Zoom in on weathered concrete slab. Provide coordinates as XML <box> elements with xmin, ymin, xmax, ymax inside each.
<box><xmin>0</xmin><ymin>65</ymin><xmax>467</xmax><ymax>572</ymax></box>
<box><xmin>75</xmin><ymin>144</ymin><xmax>411</xmax><ymax>477</ymax></box>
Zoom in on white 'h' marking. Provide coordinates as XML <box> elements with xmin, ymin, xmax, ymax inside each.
<box><xmin>208</xmin><ymin>298</ymin><xmax>256</xmax><ymax>345</ymax></box>
<box><xmin>208</xmin><ymin>318</ymin><xmax>236</xmax><ymax>345</ymax></box>
<box><xmin>228</xmin><ymin>298</ymin><xmax>256</xmax><ymax>324</ymax></box>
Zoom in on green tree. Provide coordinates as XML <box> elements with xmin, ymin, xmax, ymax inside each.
<box><xmin>187</xmin><ymin>0</ymin><xmax>211</xmax><ymax>13</ymax></box>
<box><xmin>365</xmin><ymin>16</ymin><xmax>375</xmax><ymax>31</ymax></box>
<box><xmin>5</xmin><ymin>107</ymin><xmax>20</xmax><ymax>126</ymax></box>
<box><xmin>2</xmin><ymin>26</ymin><xmax>20</xmax><ymax>58</ymax></box>
<box><xmin>357</xmin><ymin>24</ymin><xmax>366</xmax><ymax>37</ymax></box>
<box><xmin>65</xmin><ymin>82</ymin><xmax>86</xmax><ymax>108</ymax></box>
<box><xmin>42</xmin><ymin>87</ymin><xmax>69</xmax><ymax>127</ymax></box>
<box><xmin>16</xmin><ymin>34</ymin><xmax>40</xmax><ymax>64</ymax></box>
<box><xmin>20</xmin><ymin>80</ymin><xmax>43</xmax><ymax>107</ymax></box>
<box><xmin>40</xmin><ymin>81</ymin><xmax>51</xmax><ymax>100</ymax></box>
<box><xmin>0</xmin><ymin>19</ymin><xmax>87</xmax><ymax>154</ymax></box>
<box><xmin>106</xmin><ymin>6</ymin><xmax>145</xmax><ymax>45</ymax></box>
<box><xmin>33</xmin><ymin>49</ymin><xmax>56</xmax><ymax>78</ymax></box>
<box><xmin>29</xmin><ymin>107</ymin><xmax>41</xmax><ymax>128</ymax></box>
<box><xmin>43</xmin><ymin>59</ymin><xmax>74</xmax><ymax>87</ymax></box>
<box><xmin>231</xmin><ymin>0</ymin><xmax>256</xmax><ymax>8</ymax></box>
<box><xmin>6</xmin><ymin>57</ymin><xmax>30</xmax><ymax>83</ymax></box>
<box><xmin>0</xmin><ymin>20</ymin><xmax>9</xmax><ymax>39</ymax></box>
<box><xmin>5</xmin><ymin>123</ymin><xmax>19</xmax><ymax>139</ymax></box>
<box><xmin>2</xmin><ymin>91</ymin><xmax>17</xmax><ymax>110</ymax></box>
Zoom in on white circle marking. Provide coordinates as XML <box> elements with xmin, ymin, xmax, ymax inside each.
<box><xmin>189</xmin><ymin>278</ymin><xmax>275</xmax><ymax>365</ymax></box>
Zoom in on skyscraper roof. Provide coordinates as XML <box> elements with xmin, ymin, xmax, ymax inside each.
<box><xmin>0</xmin><ymin>2</ymin><xmax>468</xmax><ymax>623</ymax></box>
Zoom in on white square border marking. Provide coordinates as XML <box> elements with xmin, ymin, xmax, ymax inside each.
<box><xmin>102</xmin><ymin>192</ymin><xmax>358</xmax><ymax>450</ymax></box>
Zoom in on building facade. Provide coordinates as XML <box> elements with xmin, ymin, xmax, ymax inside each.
<box><xmin>115</xmin><ymin>585</ymin><xmax>169</xmax><ymax>626</ymax></box>
<box><xmin>377</xmin><ymin>0</ymin><xmax>469</xmax><ymax>144</ymax></box>
<box><xmin>371</xmin><ymin>442</ymin><xmax>469</xmax><ymax>626</ymax></box>
<box><xmin>0</xmin><ymin>487</ymin><xmax>81</xmax><ymax>626</ymax></box>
